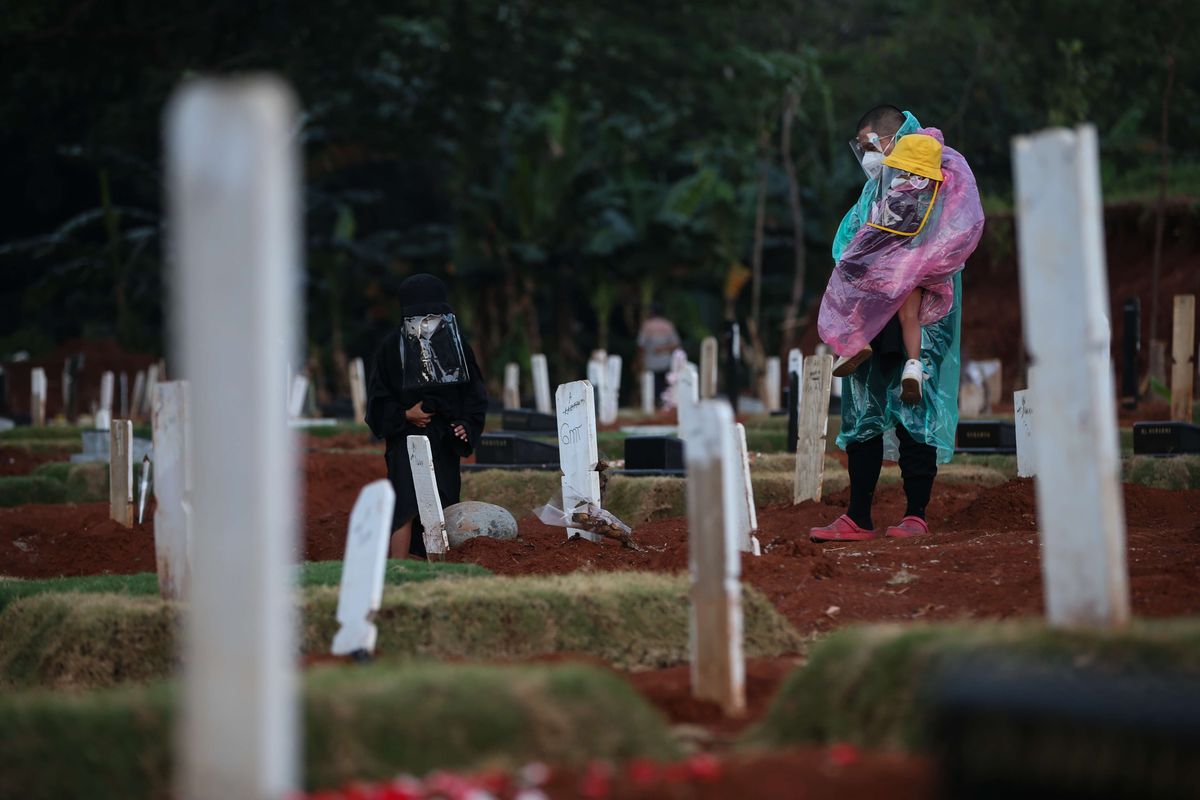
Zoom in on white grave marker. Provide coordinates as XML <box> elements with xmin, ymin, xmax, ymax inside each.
<box><xmin>331</xmin><ymin>480</ymin><xmax>396</xmax><ymax>656</ymax></box>
<box><xmin>94</xmin><ymin>408</ymin><xmax>112</xmax><ymax>432</ymax></box>
<box><xmin>531</xmin><ymin>353</ymin><xmax>552</xmax><ymax>414</ymax></box>
<box><xmin>30</xmin><ymin>367</ymin><xmax>47</xmax><ymax>427</ymax></box>
<box><xmin>700</xmin><ymin>336</ymin><xmax>719</xmax><ymax>399</ymax></box>
<box><xmin>99</xmin><ymin>370</ymin><xmax>115</xmax><ymax>416</ymax></box>
<box><xmin>764</xmin><ymin>356</ymin><xmax>782</xmax><ymax>412</ymax></box>
<box><xmin>348</xmin><ymin>357</ymin><xmax>367</xmax><ymax>423</ymax></box>
<box><xmin>131</xmin><ymin>370</ymin><xmax>147</xmax><ymax>421</ymax></box>
<box><xmin>676</xmin><ymin>364</ymin><xmax>700</xmax><ymax>441</ymax></box>
<box><xmin>1013</xmin><ymin>124</ymin><xmax>1129</xmax><ymax>628</ymax></box>
<box><xmin>793</xmin><ymin>354</ymin><xmax>834</xmax><ymax>504</ymax></box>
<box><xmin>168</xmin><ymin>76</ymin><xmax>300</xmax><ymax>798</ymax></box>
<box><xmin>109</xmin><ymin>419</ymin><xmax>134</xmax><ymax>527</ymax></box>
<box><xmin>1014</xmin><ymin>385</ymin><xmax>1036</xmax><ymax>479</ymax></box>
<box><xmin>787</xmin><ymin>348</ymin><xmax>802</xmax><ymax>379</ymax></box>
<box><xmin>734</xmin><ymin>423</ymin><xmax>760</xmax><ymax>556</ymax></box>
<box><xmin>153</xmin><ymin>380</ymin><xmax>192</xmax><ymax>601</ymax></box>
<box><xmin>556</xmin><ymin>380</ymin><xmax>602</xmax><ymax>543</ymax></box>
<box><xmin>288</xmin><ymin>373</ymin><xmax>309</xmax><ymax>419</ymax></box>
<box><xmin>641</xmin><ymin>369</ymin><xmax>656</xmax><ymax>415</ymax></box>
<box><xmin>407</xmin><ymin>434</ymin><xmax>448</xmax><ymax>558</ymax></box>
<box><xmin>119</xmin><ymin>372</ymin><xmax>130</xmax><ymax>418</ymax></box>
<box><xmin>587</xmin><ymin>352</ymin><xmax>606</xmax><ymax>420</ymax></box>
<box><xmin>144</xmin><ymin>364</ymin><xmax>160</xmax><ymax>418</ymax></box>
<box><xmin>601</xmin><ymin>353</ymin><xmax>622</xmax><ymax>425</ymax></box>
<box><xmin>1171</xmin><ymin>294</ymin><xmax>1195</xmax><ymax>422</ymax></box>
<box><xmin>503</xmin><ymin>362</ymin><xmax>521</xmax><ymax>409</ymax></box>
<box><xmin>685</xmin><ymin>400</ymin><xmax>745</xmax><ymax>715</ymax></box>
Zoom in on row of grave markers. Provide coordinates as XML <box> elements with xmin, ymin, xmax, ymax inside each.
<box><xmin>158</xmin><ymin>77</ymin><xmax>1152</xmax><ymax>796</ymax></box>
<box><xmin>26</xmin><ymin>364</ymin><xmax>163</xmax><ymax>428</ymax></box>
<box><xmin>501</xmin><ymin>353</ymin><xmax>554</xmax><ymax>414</ymax></box>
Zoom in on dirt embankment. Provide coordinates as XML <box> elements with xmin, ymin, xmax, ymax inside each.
<box><xmin>5</xmin><ymin>449</ymin><xmax>1200</xmax><ymax>639</ymax></box>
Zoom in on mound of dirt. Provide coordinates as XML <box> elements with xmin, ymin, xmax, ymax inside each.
<box><xmin>0</xmin><ymin>447</ymin><xmax>74</xmax><ymax>477</ymax></box>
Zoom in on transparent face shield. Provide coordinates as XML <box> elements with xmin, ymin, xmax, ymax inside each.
<box><xmin>866</xmin><ymin>166</ymin><xmax>940</xmax><ymax>236</ymax></box>
<box><xmin>849</xmin><ymin>131</ymin><xmax>895</xmax><ymax>178</ymax></box>
<box><xmin>399</xmin><ymin>313</ymin><xmax>470</xmax><ymax>389</ymax></box>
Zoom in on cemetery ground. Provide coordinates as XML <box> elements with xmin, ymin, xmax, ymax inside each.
<box><xmin>2</xmin><ymin>413</ymin><xmax>1200</xmax><ymax>797</ymax></box>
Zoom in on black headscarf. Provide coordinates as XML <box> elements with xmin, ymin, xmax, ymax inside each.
<box><xmin>399</xmin><ymin>273</ymin><xmax>454</xmax><ymax>316</ymax></box>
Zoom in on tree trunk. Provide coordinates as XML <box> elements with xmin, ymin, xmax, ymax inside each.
<box><xmin>749</xmin><ymin>130</ymin><xmax>770</xmax><ymax>336</ymax></box>
<box><xmin>1149</xmin><ymin>52</ymin><xmax>1176</xmax><ymax>373</ymax></box>
<box><xmin>779</xmin><ymin>86</ymin><xmax>808</xmax><ymax>355</ymax></box>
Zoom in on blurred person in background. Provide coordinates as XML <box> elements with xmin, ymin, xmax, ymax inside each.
<box><xmin>637</xmin><ymin>303</ymin><xmax>681</xmax><ymax>409</ymax></box>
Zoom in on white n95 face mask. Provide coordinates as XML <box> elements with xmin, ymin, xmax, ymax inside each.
<box><xmin>861</xmin><ymin>150</ymin><xmax>885</xmax><ymax>179</ymax></box>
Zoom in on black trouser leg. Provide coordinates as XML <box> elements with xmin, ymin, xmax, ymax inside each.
<box><xmin>846</xmin><ymin>434</ymin><xmax>884</xmax><ymax>530</ymax></box>
<box><xmin>896</xmin><ymin>424</ymin><xmax>938</xmax><ymax>519</ymax></box>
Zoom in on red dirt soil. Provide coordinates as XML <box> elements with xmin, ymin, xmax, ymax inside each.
<box><xmin>5</xmin><ymin>450</ymin><xmax>1200</xmax><ymax>637</ymax></box>
<box><xmin>0</xmin><ymin>446</ymin><xmax>75</xmax><ymax>477</ymax></box>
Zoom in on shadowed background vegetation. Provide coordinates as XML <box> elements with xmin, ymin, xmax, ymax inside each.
<box><xmin>2</xmin><ymin>0</ymin><xmax>1198</xmax><ymax>398</ymax></box>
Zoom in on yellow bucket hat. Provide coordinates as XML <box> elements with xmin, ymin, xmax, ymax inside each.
<box><xmin>883</xmin><ymin>133</ymin><xmax>944</xmax><ymax>182</ymax></box>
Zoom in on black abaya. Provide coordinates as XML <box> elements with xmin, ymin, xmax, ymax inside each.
<box><xmin>365</xmin><ymin>329</ymin><xmax>488</xmax><ymax>556</ymax></box>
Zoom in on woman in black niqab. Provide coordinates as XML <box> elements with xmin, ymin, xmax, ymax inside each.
<box><xmin>364</xmin><ymin>274</ymin><xmax>489</xmax><ymax>558</ymax></box>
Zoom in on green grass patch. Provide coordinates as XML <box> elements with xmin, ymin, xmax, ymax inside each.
<box><xmin>0</xmin><ymin>460</ymin><xmax>150</xmax><ymax>506</ymax></box>
<box><xmin>744</xmin><ymin>619</ymin><xmax>1200</xmax><ymax>753</ymax></box>
<box><xmin>0</xmin><ymin>559</ymin><xmax>489</xmax><ymax>615</ymax></box>
<box><xmin>302</xmin><ymin>422</ymin><xmax>372</xmax><ymax>438</ymax></box>
<box><xmin>0</xmin><ymin>427</ymin><xmax>84</xmax><ymax>442</ymax></box>
<box><xmin>0</xmin><ymin>573</ymin><xmax>801</xmax><ymax>690</ymax></box>
<box><xmin>0</xmin><ymin>660</ymin><xmax>679</xmax><ymax>800</ymax></box>
<box><xmin>0</xmin><ymin>475</ymin><xmax>67</xmax><ymax>506</ymax></box>
<box><xmin>0</xmin><ymin>425</ymin><xmax>150</xmax><ymax>443</ymax></box>
<box><xmin>1122</xmin><ymin>455</ymin><xmax>1200</xmax><ymax>490</ymax></box>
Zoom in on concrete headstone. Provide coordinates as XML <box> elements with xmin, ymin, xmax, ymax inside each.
<box><xmin>504</xmin><ymin>362</ymin><xmax>521</xmax><ymax>409</ymax></box>
<box><xmin>531</xmin><ymin>353</ymin><xmax>552</xmax><ymax>414</ymax></box>
<box><xmin>152</xmin><ymin>380</ymin><xmax>191</xmax><ymax>600</ymax></box>
<box><xmin>110</xmin><ymin>419</ymin><xmax>134</xmax><ymax>527</ymax></box>
<box><xmin>556</xmin><ymin>380</ymin><xmax>602</xmax><ymax>543</ymax></box>
<box><xmin>348</xmin><ymin>357</ymin><xmax>367</xmax><ymax>424</ymax></box>
<box><xmin>331</xmin><ymin>479</ymin><xmax>396</xmax><ymax>656</ymax></box>
<box><xmin>700</xmin><ymin>336</ymin><xmax>719</xmax><ymax>399</ymax></box>
<box><xmin>407</xmin><ymin>434</ymin><xmax>448</xmax><ymax>557</ymax></box>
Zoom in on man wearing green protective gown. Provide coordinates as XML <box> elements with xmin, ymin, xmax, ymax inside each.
<box><xmin>811</xmin><ymin>105</ymin><xmax>982</xmax><ymax>542</ymax></box>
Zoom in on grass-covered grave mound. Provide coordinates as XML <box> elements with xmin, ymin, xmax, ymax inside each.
<box><xmin>744</xmin><ymin>619</ymin><xmax>1200</xmax><ymax>752</ymax></box>
<box><xmin>0</xmin><ymin>572</ymin><xmax>802</xmax><ymax>689</ymax></box>
<box><xmin>0</xmin><ymin>660</ymin><xmax>679</xmax><ymax>800</ymax></box>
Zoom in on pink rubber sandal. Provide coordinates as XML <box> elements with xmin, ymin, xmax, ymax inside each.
<box><xmin>810</xmin><ymin>515</ymin><xmax>877</xmax><ymax>543</ymax></box>
<box><xmin>885</xmin><ymin>516</ymin><xmax>929</xmax><ymax>538</ymax></box>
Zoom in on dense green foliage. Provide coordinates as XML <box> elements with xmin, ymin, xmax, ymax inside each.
<box><xmin>2</xmin><ymin>0</ymin><xmax>1197</xmax><ymax>394</ymax></box>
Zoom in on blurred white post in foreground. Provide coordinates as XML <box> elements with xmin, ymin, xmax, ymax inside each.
<box><xmin>1012</xmin><ymin>125</ymin><xmax>1128</xmax><ymax>628</ymax></box>
<box><xmin>685</xmin><ymin>399</ymin><xmax>745</xmax><ymax>715</ymax></box>
<box><xmin>168</xmin><ymin>76</ymin><xmax>300</xmax><ymax>798</ymax></box>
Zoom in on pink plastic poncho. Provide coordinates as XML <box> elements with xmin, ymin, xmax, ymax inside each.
<box><xmin>818</xmin><ymin>127</ymin><xmax>984</xmax><ymax>357</ymax></box>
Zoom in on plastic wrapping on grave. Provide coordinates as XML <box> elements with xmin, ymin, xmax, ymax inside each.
<box><xmin>534</xmin><ymin>495</ymin><xmax>639</xmax><ymax>549</ymax></box>
<box><xmin>818</xmin><ymin>126</ymin><xmax>984</xmax><ymax>359</ymax></box>
<box><xmin>399</xmin><ymin>312</ymin><xmax>470</xmax><ymax>389</ymax></box>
